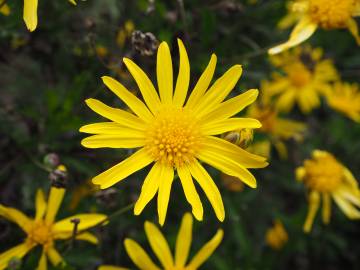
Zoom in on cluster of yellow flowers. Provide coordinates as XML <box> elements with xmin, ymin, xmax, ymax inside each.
<box><xmin>1</xmin><ymin>0</ymin><xmax>360</xmax><ymax>268</ymax></box>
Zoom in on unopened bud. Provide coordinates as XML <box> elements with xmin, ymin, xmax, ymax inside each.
<box><xmin>43</xmin><ymin>153</ymin><xmax>60</xmax><ymax>169</ymax></box>
<box><xmin>131</xmin><ymin>30</ymin><xmax>159</xmax><ymax>56</ymax></box>
<box><xmin>49</xmin><ymin>164</ymin><xmax>68</xmax><ymax>188</ymax></box>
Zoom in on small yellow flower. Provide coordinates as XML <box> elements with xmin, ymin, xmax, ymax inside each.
<box><xmin>326</xmin><ymin>82</ymin><xmax>360</xmax><ymax>122</ymax></box>
<box><xmin>296</xmin><ymin>150</ymin><xmax>360</xmax><ymax>233</ymax></box>
<box><xmin>124</xmin><ymin>213</ymin><xmax>223</xmax><ymax>270</ymax></box>
<box><xmin>95</xmin><ymin>45</ymin><xmax>109</xmax><ymax>58</ymax></box>
<box><xmin>265</xmin><ymin>220</ymin><xmax>288</xmax><ymax>250</ymax></box>
<box><xmin>221</xmin><ymin>173</ymin><xmax>245</xmax><ymax>192</ymax></box>
<box><xmin>0</xmin><ymin>187</ymin><xmax>107</xmax><ymax>270</ymax></box>
<box><xmin>80</xmin><ymin>39</ymin><xmax>268</xmax><ymax>225</ymax></box>
<box><xmin>265</xmin><ymin>46</ymin><xmax>338</xmax><ymax>113</ymax></box>
<box><xmin>269</xmin><ymin>0</ymin><xmax>360</xmax><ymax>54</ymax></box>
<box><xmin>0</xmin><ymin>3</ymin><xmax>10</xmax><ymax>16</ymax></box>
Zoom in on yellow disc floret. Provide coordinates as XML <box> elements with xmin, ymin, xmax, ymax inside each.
<box><xmin>285</xmin><ymin>62</ymin><xmax>312</xmax><ymax>88</ymax></box>
<box><xmin>27</xmin><ymin>221</ymin><xmax>53</xmax><ymax>250</ymax></box>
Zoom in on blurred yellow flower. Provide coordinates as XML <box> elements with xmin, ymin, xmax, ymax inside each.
<box><xmin>80</xmin><ymin>39</ymin><xmax>268</xmax><ymax>225</ymax></box>
<box><xmin>95</xmin><ymin>45</ymin><xmax>109</xmax><ymax>58</ymax></box>
<box><xmin>0</xmin><ymin>3</ymin><xmax>10</xmax><ymax>16</ymax></box>
<box><xmin>296</xmin><ymin>150</ymin><xmax>360</xmax><ymax>233</ymax></box>
<box><xmin>221</xmin><ymin>173</ymin><xmax>245</xmax><ymax>192</ymax></box>
<box><xmin>326</xmin><ymin>82</ymin><xmax>360</xmax><ymax>122</ymax></box>
<box><xmin>269</xmin><ymin>0</ymin><xmax>360</xmax><ymax>54</ymax></box>
<box><xmin>265</xmin><ymin>46</ymin><xmax>338</xmax><ymax>113</ymax></box>
<box><xmin>0</xmin><ymin>187</ymin><xmax>107</xmax><ymax>270</ymax></box>
<box><xmin>116</xmin><ymin>20</ymin><xmax>135</xmax><ymax>48</ymax></box>
<box><xmin>265</xmin><ymin>220</ymin><xmax>288</xmax><ymax>250</ymax></box>
<box><xmin>124</xmin><ymin>213</ymin><xmax>223</xmax><ymax>270</ymax></box>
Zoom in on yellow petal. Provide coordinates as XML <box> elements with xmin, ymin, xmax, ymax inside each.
<box><xmin>157</xmin><ymin>165</ymin><xmax>174</xmax><ymax>226</ymax></box>
<box><xmin>98</xmin><ymin>266</ymin><xmax>129</xmax><ymax>270</ymax></box>
<box><xmin>303</xmin><ymin>191</ymin><xmax>320</xmax><ymax>233</ymax></box>
<box><xmin>123</xmin><ymin>58</ymin><xmax>161</xmax><ymax>114</ymax></box>
<box><xmin>45</xmin><ymin>187</ymin><xmax>66</xmax><ymax>224</ymax></box>
<box><xmin>83</xmin><ymin>99</ymin><xmax>146</xmax><ymax>129</ymax></box>
<box><xmin>46</xmin><ymin>247</ymin><xmax>64</xmax><ymax>266</ymax></box>
<box><xmin>37</xmin><ymin>251</ymin><xmax>47</xmax><ymax>270</ymax></box>
<box><xmin>134</xmin><ymin>162</ymin><xmax>162</xmax><ymax>216</ymax></box>
<box><xmin>0</xmin><ymin>243</ymin><xmax>33</xmax><ymax>270</ymax></box>
<box><xmin>92</xmin><ymin>148</ymin><xmax>154</xmax><ymax>189</ymax></box>
<box><xmin>35</xmin><ymin>189</ymin><xmax>47</xmax><ymax>221</ymax></box>
<box><xmin>0</xmin><ymin>4</ymin><xmax>11</xmax><ymax>16</ymax></box>
<box><xmin>53</xmin><ymin>214</ymin><xmax>107</xmax><ymax>235</ymax></box>
<box><xmin>295</xmin><ymin>166</ymin><xmax>306</xmax><ymax>182</ymax></box>
<box><xmin>0</xmin><ymin>204</ymin><xmax>32</xmax><ymax>232</ymax></box>
<box><xmin>81</xmin><ymin>134</ymin><xmax>145</xmax><ymax>149</ymax></box>
<box><xmin>80</xmin><ymin>122</ymin><xmax>146</xmax><ymax>134</ymax></box>
<box><xmin>337</xmin><ymin>186</ymin><xmax>360</xmax><ymax>207</ymax></box>
<box><xmin>144</xmin><ymin>221</ymin><xmax>174</xmax><ymax>268</ymax></box>
<box><xmin>186</xmin><ymin>229</ymin><xmax>223</xmax><ymax>269</ymax></box>
<box><xmin>186</xmin><ymin>54</ymin><xmax>217</xmax><ymax>108</ymax></box>
<box><xmin>201</xmin><ymin>118</ymin><xmax>261</xmax><ymax>135</ymax></box>
<box><xmin>124</xmin><ymin>239</ymin><xmax>160</xmax><ymax>270</ymax></box>
<box><xmin>175</xmin><ymin>213</ymin><xmax>193</xmax><ymax>268</ymax></box>
<box><xmin>200</xmin><ymin>89</ymin><xmax>259</xmax><ymax>123</ymax></box>
<box><xmin>333</xmin><ymin>192</ymin><xmax>360</xmax><ymax>219</ymax></box>
<box><xmin>157</xmin><ymin>42</ymin><xmax>173</xmax><ymax>104</ymax></box>
<box><xmin>322</xmin><ymin>193</ymin><xmax>331</xmax><ymax>224</ymax></box>
<box><xmin>173</xmin><ymin>39</ymin><xmax>190</xmax><ymax>107</ymax></box>
<box><xmin>347</xmin><ymin>18</ymin><xmax>360</xmax><ymax>45</ymax></box>
<box><xmin>177</xmin><ymin>166</ymin><xmax>203</xmax><ymax>221</ymax></box>
<box><xmin>23</xmin><ymin>0</ymin><xmax>38</xmax><ymax>32</ymax></box>
<box><xmin>75</xmin><ymin>232</ymin><xmax>99</xmax><ymax>244</ymax></box>
<box><xmin>188</xmin><ymin>160</ymin><xmax>225</xmax><ymax>222</ymax></box>
<box><xmin>268</xmin><ymin>16</ymin><xmax>317</xmax><ymax>55</ymax></box>
<box><xmin>102</xmin><ymin>76</ymin><xmax>154</xmax><ymax>122</ymax></box>
<box><xmin>68</xmin><ymin>0</ymin><xmax>77</xmax><ymax>5</ymax></box>
<box><xmin>275</xmin><ymin>90</ymin><xmax>296</xmax><ymax>113</ymax></box>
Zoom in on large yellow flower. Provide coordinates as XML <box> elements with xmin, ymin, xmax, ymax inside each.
<box><xmin>80</xmin><ymin>39</ymin><xmax>268</xmax><ymax>225</ymax></box>
<box><xmin>296</xmin><ymin>150</ymin><xmax>360</xmax><ymax>233</ymax></box>
<box><xmin>265</xmin><ymin>46</ymin><xmax>338</xmax><ymax>113</ymax></box>
<box><xmin>269</xmin><ymin>0</ymin><xmax>360</xmax><ymax>54</ymax></box>
<box><xmin>326</xmin><ymin>82</ymin><xmax>360</xmax><ymax>122</ymax></box>
<box><xmin>0</xmin><ymin>187</ymin><xmax>107</xmax><ymax>270</ymax></box>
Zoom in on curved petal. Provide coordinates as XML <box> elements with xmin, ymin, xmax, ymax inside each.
<box><xmin>92</xmin><ymin>148</ymin><xmax>154</xmax><ymax>189</ymax></box>
<box><xmin>173</xmin><ymin>39</ymin><xmax>190</xmax><ymax>107</ymax></box>
<box><xmin>45</xmin><ymin>187</ymin><xmax>65</xmax><ymax>224</ymax></box>
<box><xmin>53</xmin><ymin>214</ymin><xmax>107</xmax><ymax>235</ymax></box>
<box><xmin>201</xmin><ymin>118</ymin><xmax>261</xmax><ymax>135</ymax></box>
<box><xmin>144</xmin><ymin>221</ymin><xmax>174</xmax><ymax>268</ymax></box>
<box><xmin>186</xmin><ymin>54</ymin><xmax>217</xmax><ymax>108</ymax></box>
<box><xmin>102</xmin><ymin>76</ymin><xmax>154</xmax><ymax>122</ymax></box>
<box><xmin>275</xmin><ymin>89</ymin><xmax>296</xmax><ymax>113</ymax></box>
<box><xmin>175</xmin><ymin>213</ymin><xmax>193</xmax><ymax>268</ymax></box>
<box><xmin>23</xmin><ymin>0</ymin><xmax>38</xmax><ymax>32</ymax></box>
<box><xmin>333</xmin><ymin>192</ymin><xmax>360</xmax><ymax>219</ymax></box>
<box><xmin>35</xmin><ymin>189</ymin><xmax>47</xmax><ymax>221</ymax></box>
<box><xmin>0</xmin><ymin>205</ymin><xmax>32</xmax><ymax>232</ymax></box>
<box><xmin>188</xmin><ymin>160</ymin><xmax>225</xmax><ymax>222</ymax></box>
<box><xmin>75</xmin><ymin>232</ymin><xmax>99</xmax><ymax>244</ymax></box>
<box><xmin>186</xmin><ymin>229</ymin><xmax>223</xmax><ymax>269</ymax></box>
<box><xmin>347</xmin><ymin>18</ymin><xmax>360</xmax><ymax>45</ymax></box>
<box><xmin>0</xmin><ymin>243</ymin><xmax>33</xmax><ymax>270</ymax></box>
<box><xmin>46</xmin><ymin>247</ymin><xmax>64</xmax><ymax>266</ymax></box>
<box><xmin>157</xmin><ymin>42</ymin><xmax>173</xmax><ymax>104</ymax></box>
<box><xmin>322</xmin><ymin>193</ymin><xmax>331</xmax><ymax>224</ymax></box>
<box><xmin>303</xmin><ymin>191</ymin><xmax>320</xmax><ymax>233</ymax></box>
<box><xmin>37</xmin><ymin>250</ymin><xmax>47</xmax><ymax>270</ymax></box>
<box><xmin>177</xmin><ymin>166</ymin><xmax>203</xmax><ymax>221</ymax></box>
<box><xmin>157</xmin><ymin>165</ymin><xmax>174</xmax><ymax>226</ymax></box>
<box><xmin>124</xmin><ymin>239</ymin><xmax>160</xmax><ymax>270</ymax></box>
<box><xmin>134</xmin><ymin>162</ymin><xmax>162</xmax><ymax>216</ymax></box>
<box><xmin>81</xmin><ymin>134</ymin><xmax>145</xmax><ymax>149</ymax></box>
<box><xmin>80</xmin><ymin>122</ymin><xmax>146</xmax><ymax>135</ymax></box>
<box><xmin>123</xmin><ymin>58</ymin><xmax>161</xmax><ymax>114</ymax></box>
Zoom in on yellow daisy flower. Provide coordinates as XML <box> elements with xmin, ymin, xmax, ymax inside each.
<box><xmin>269</xmin><ymin>0</ymin><xmax>360</xmax><ymax>54</ymax></box>
<box><xmin>265</xmin><ymin>220</ymin><xmax>288</xmax><ymax>250</ymax></box>
<box><xmin>296</xmin><ymin>150</ymin><xmax>360</xmax><ymax>233</ymax></box>
<box><xmin>326</xmin><ymin>82</ymin><xmax>360</xmax><ymax>122</ymax></box>
<box><xmin>0</xmin><ymin>187</ymin><xmax>107</xmax><ymax>270</ymax></box>
<box><xmin>265</xmin><ymin>46</ymin><xmax>338</xmax><ymax>113</ymax></box>
<box><xmin>80</xmin><ymin>39</ymin><xmax>268</xmax><ymax>225</ymax></box>
<box><xmin>124</xmin><ymin>212</ymin><xmax>223</xmax><ymax>270</ymax></box>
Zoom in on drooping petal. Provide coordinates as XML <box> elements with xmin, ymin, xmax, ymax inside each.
<box><xmin>188</xmin><ymin>160</ymin><xmax>225</xmax><ymax>222</ymax></box>
<box><xmin>201</xmin><ymin>118</ymin><xmax>261</xmax><ymax>135</ymax></box>
<box><xmin>322</xmin><ymin>193</ymin><xmax>331</xmax><ymax>224</ymax></box>
<box><xmin>333</xmin><ymin>192</ymin><xmax>360</xmax><ymax>219</ymax></box>
<box><xmin>295</xmin><ymin>166</ymin><xmax>306</xmax><ymax>182</ymax></box>
<box><xmin>186</xmin><ymin>229</ymin><xmax>223</xmax><ymax>269</ymax></box>
<box><xmin>123</xmin><ymin>58</ymin><xmax>161</xmax><ymax>114</ymax></box>
<box><xmin>157</xmin><ymin>42</ymin><xmax>173</xmax><ymax>104</ymax></box>
<box><xmin>80</xmin><ymin>122</ymin><xmax>146</xmax><ymax>135</ymax></box>
<box><xmin>83</xmin><ymin>99</ymin><xmax>146</xmax><ymax>129</ymax></box>
<box><xmin>186</xmin><ymin>54</ymin><xmax>217</xmax><ymax>108</ymax></box>
<box><xmin>0</xmin><ymin>205</ymin><xmax>32</xmax><ymax>232</ymax></box>
<box><xmin>102</xmin><ymin>76</ymin><xmax>154</xmax><ymax>122</ymax></box>
<box><xmin>81</xmin><ymin>134</ymin><xmax>145</xmax><ymax>149</ymax></box>
<box><xmin>35</xmin><ymin>189</ymin><xmax>47</xmax><ymax>221</ymax></box>
<box><xmin>124</xmin><ymin>239</ymin><xmax>160</xmax><ymax>270</ymax></box>
<box><xmin>23</xmin><ymin>0</ymin><xmax>38</xmax><ymax>32</ymax></box>
<box><xmin>37</xmin><ymin>250</ymin><xmax>47</xmax><ymax>270</ymax></box>
<box><xmin>268</xmin><ymin>16</ymin><xmax>317</xmax><ymax>55</ymax></box>
<box><xmin>53</xmin><ymin>214</ymin><xmax>107</xmax><ymax>236</ymax></box>
<box><xmin>75</xmin><ymin>232</ymin><xmax>99</xmax><ymax>244</ymax></box>
<box><xmin>303</xmin><ymin>191</ymin><xmax>320</xmax><ymax>233</ymax></box>
<box><xmin>46</xmin><ymin>247</ymin><xmax>64</xmax><ymax>266</ymax></box>
<box><xmin>144</xmin><ymin>221</ymin><xmax>174</xmax><ymax>268</ymax></box>
<box><xmin>134</xmin><ymin>162</ymin><xmax>162</xmax><ymax>216</ymax></box>
<box><xmin>175</xmin><ymin>213</ymin><xmax>193</xmax><ymax>268</ymax></box>
<box><xmin>173</xmin><ymin>39</ymin><xmax>190</xmax><ymax>107</ymax></box>
<box><xmin>336</xmin><ymin>186</ymin><xmax>360</xmax><ymax>207</ymax></box>
<box><xmin>347</xmin><ymin>18</ymin><xmax>360</xmax><ymax>45</ymax></box>
<box><xmin>0</xmin><ymin>243</ymin><xmax>33</xmax><ymax>270</ymax></box>
<box><xmin>157</xmin><ymin>165</ymin><xmax>174</xmax><ymax>226</ymax></box>
<box><xmin>177</xmin><ymin>166</ymin><xmax>203</xmax><ymax>221</ymax></box>
<box><xmin>92</xmin><ymin>148</ymin><xmax>154</xmax><ymax>189</ymax></box>
<box><xmin>45</xmin><ymin>187</ymin><xmax>65</xmax><ymax>224</ymax></box>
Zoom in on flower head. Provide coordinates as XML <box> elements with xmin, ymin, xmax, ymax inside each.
<box><xmin>124</xmin><ymin>213</ymin><xmax>223</xmax><ymax>270</ymax></box>
<box><xmin>326</xmin><ymin>82</ymin><xmax>360</xmax><ymax>122</ymax></box>
<box><xmin>265</xmin><ymin>220</ymin><xmax>288</xmax><ymax>250</ymax></box>
<box><xmin>80</xmin><ymin>39</ymin><xmax>268</xmax><ymax>225</ymax></box>
<box><xmin>269</xmin><ymin>0</ymin><xmax>360</xmax><ymax>54</ymax></box>
<box><xmin>0</xmin><ymin>187</ymin><xmax>107</xmax><ymax>270</ymax></box>
<box><xmin>296</xmin><ymin>150</ymin><xmax>360</xmax><ymax>232</ymax></box>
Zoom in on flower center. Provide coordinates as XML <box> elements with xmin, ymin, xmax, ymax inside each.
<box><xmin>146</xmin><ymin>106</ymin><xmax>201</xmax><ymax>167</ymax></box>
<box><xmin>27</xmin><ymin>221</ymin><xmax>53</xmax><ymax>249</ymax></box>
<box><xmin>303</xmin><ymin>154</ymin><xmax>343</xmax><ymax>192</ymax></box>
<box><xmin>286</xmin><ymin>62</ymin><xmax>312</xmax><ymax>88</ymax></box>
<box><xmin>309</xmin><ymin>0</ymin><xmax>355</xmax><ymax>29</ymax></box>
